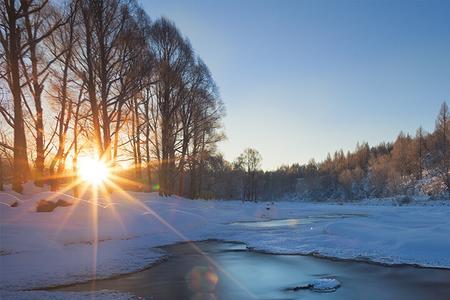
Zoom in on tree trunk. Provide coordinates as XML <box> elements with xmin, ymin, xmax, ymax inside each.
<box><xmin>160</xmin><ymin>118</ymin><xmax>169</xmax><ymax>196</ymax></box>
<box><xmin>83</xmin><ymin>8</ymin><xmax>103</xmax><ymax>157</ymax></box>
<box><xmin>34</xmin><ymin>95</ymin><xmax>45</xmax><ymax>186</ymax></box>
<box><xmin>112</xmin><ymin>103</ymin><xmax>123</xmax><ymax>164</ymax></box>
<box><xmin>8</xmin><ymin>5</ymin><xmax>30</xmax><ymax>193</ymax></box>
<box><xmin>145</xmin><ymin>110</ymin><xmax>152</xmax><ymax>186</ymax></box>
<box><xmin>133</xmin><ymin>97</ymin><xmax>142</xmax><ymax>180</ymax></box>
<box><xmin>0</xmin><ymin>156</ymin><xmax>3</xmax><ymax>191</ymax></box>
<box><xmin>26</xmin><ymin>23</ymin><xmax>45</xmax><ymax>186</ymax></box>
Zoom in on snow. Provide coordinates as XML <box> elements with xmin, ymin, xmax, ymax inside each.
<box><xmin>289</xmin><ymin>278</ymin><xmax>341</xmax><ymax>292</ymax></box>
<box><xmin>308</xmin><ymin>278</ymin><xmax>341</xmax><ymax>292</ymax></box>
<box><xmin>2</xmin><ymin>183</ymin><xmax>450</xmax><ymax>298</ymax></box>
<box><xmin>0</xmin><ymin>290</ymin><xmax>138</xmax><ymax>300</ymax></box>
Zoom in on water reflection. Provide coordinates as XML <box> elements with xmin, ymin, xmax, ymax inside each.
<box><xmin>232</xmin><ymin>218</ymin><xmax>303</xmax><ymax>228</ymax></box>
<box><xmin>231</xmin><ymin>213</ymin><xmax>368</xmax><ymax>228</ymax></box>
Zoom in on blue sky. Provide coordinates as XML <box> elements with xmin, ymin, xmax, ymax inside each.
<box><xmin>141</xmin><ymin>0</ymin><xmax>450</xmax><ymax>170</ymax></box>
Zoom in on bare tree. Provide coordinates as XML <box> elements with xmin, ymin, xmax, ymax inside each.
<box><xmin>0</xmin><ymin>0</ymin><xmax>41</xmax><ymax>192</ymax></box>
<box><xmin>186</xmin><ymin>63</ymin><xmax>224</xmax><ymax>198</ymax></box>
<box><xmin>236</xmin><ymin>148</ymin><xmax>262</xmax><ymax>201</ymax></box>
<box><xmin>416</xmin><ymin>126</ymin><xmax>425</xmax><ymax>180</ymax></box>
<box><xmin>149</xmin><ymin>17</ymin><xmax>193</xmax><ymax>196</ymax></box>
<box><xmin>20</xmin><ymin>1</ymin><xmax>65</xmax><ymax>186</ymax></box>
<box><xmin>45</xmin><ymin>1</ymin><xmax>78</xmax><ymax>189</ymax></box>
<box><xmin>436</xmin><ymin>102</ymin><xmax>450</xmax><ymax>195</ymax></box>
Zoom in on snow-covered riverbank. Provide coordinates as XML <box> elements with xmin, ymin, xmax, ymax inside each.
<box><xmin>2</xmin><ymin>185</ymin><xmax>450</xmax><ymax>298</ymax></box>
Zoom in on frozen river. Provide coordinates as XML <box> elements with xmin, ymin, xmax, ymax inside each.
<box><xmin>52</xmin><ymin>240</ymin><xmax>450</xmax><ymax>299</ymax></box>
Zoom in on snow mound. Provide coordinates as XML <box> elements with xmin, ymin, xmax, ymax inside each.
<box><xmin>308</xmin><ymin>278</ymin><xmax>341</xmax><ymax>292</ymax></box>
<box><xmin>287</xmin><ymin>278</ymin><xmax>341</xmax><ymax>293</ymax></box>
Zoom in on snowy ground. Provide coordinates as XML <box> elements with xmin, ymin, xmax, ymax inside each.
<box><xmin>2</xmin><ymin>184</ymin><xmax>450</xmax><ymax>298</ymax></box>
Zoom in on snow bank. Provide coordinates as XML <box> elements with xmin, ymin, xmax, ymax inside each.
<box><xmin>0</xmin><ymin>290</ymin><xmax>137</xmax><ymax>300</ymax></box>
<box><xmin>2</xmin><ymin>184</ymin><xmax>450</xmax><ymax>297</ymax></box>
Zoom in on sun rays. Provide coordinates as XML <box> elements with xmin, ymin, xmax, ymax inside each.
<box><xmin>77</xmin><ymin>157</ymin><xmax>109</xmax><ymax>186</ymax></box>
<box><xmin>2</xmin><ymin>154</ymin><xmax>256</xmax><ymax>298</ymax></box>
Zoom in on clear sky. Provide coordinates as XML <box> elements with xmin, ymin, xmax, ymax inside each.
<box><xmin>141</xmin><ymin>0</ymin><xmax>450</xmax><ymax>170</ymax></box>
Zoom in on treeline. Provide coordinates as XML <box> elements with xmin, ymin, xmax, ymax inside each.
<box><xmin>0</xmin><ymin>0</ymin><xmax>224</xmax><ymax>196</ymax></box>
<box><xmin>293</xmin><ymin>102</ymin><xmax>450</xmax><ymax>200</ymax></box>
<box><xmin>189</xmin><ymin>103</ymin><xmax>450</xmax><ymax>201</ymax></box>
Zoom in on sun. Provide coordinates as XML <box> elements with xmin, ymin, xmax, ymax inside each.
<box><xmin>77</xmin><ymin>157</ymin><xmax>109</xmax><ymax>186</ymax></box>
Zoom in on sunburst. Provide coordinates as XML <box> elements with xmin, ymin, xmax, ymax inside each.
<box><xmin>5</xmin><ymin>154</ymin><xmax>256</xmax><ymax>298</ymax></box>
<box><xmin>77</xmin><ymin>156</ymin><xmax>109</xmax><ymax>186</ymax></box>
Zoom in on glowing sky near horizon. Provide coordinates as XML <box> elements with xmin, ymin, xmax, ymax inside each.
<box><xmin>141</xmin><ymin>0</ymin><xmax>450</xmax><ymax>170</ymax></box>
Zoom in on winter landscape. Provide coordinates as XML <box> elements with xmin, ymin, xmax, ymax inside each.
<box><xmin>1</xmin><ymin>0</ymin><xmax>450</xmax><ymax>299</ymax></box>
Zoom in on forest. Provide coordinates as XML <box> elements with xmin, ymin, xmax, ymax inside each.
<box><xmin>1</xmin><ymin>0</ymin><xmax>449</xmax><ymax>202</ymax></box>
<box><xmin>0</xmin><ymin>0</ymin><xmax>225</xmax><ymax>197</ymax></box>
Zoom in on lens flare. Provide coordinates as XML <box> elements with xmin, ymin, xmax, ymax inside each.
<box><xmin>78</xmin><ymin>157</ymin><xmax>109</xmax><ymax>186</ymax></box>
<box><xmin>186</xmin><ymin>266</ymin><xmax>219</xmax><ymax>293</ymax></box>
